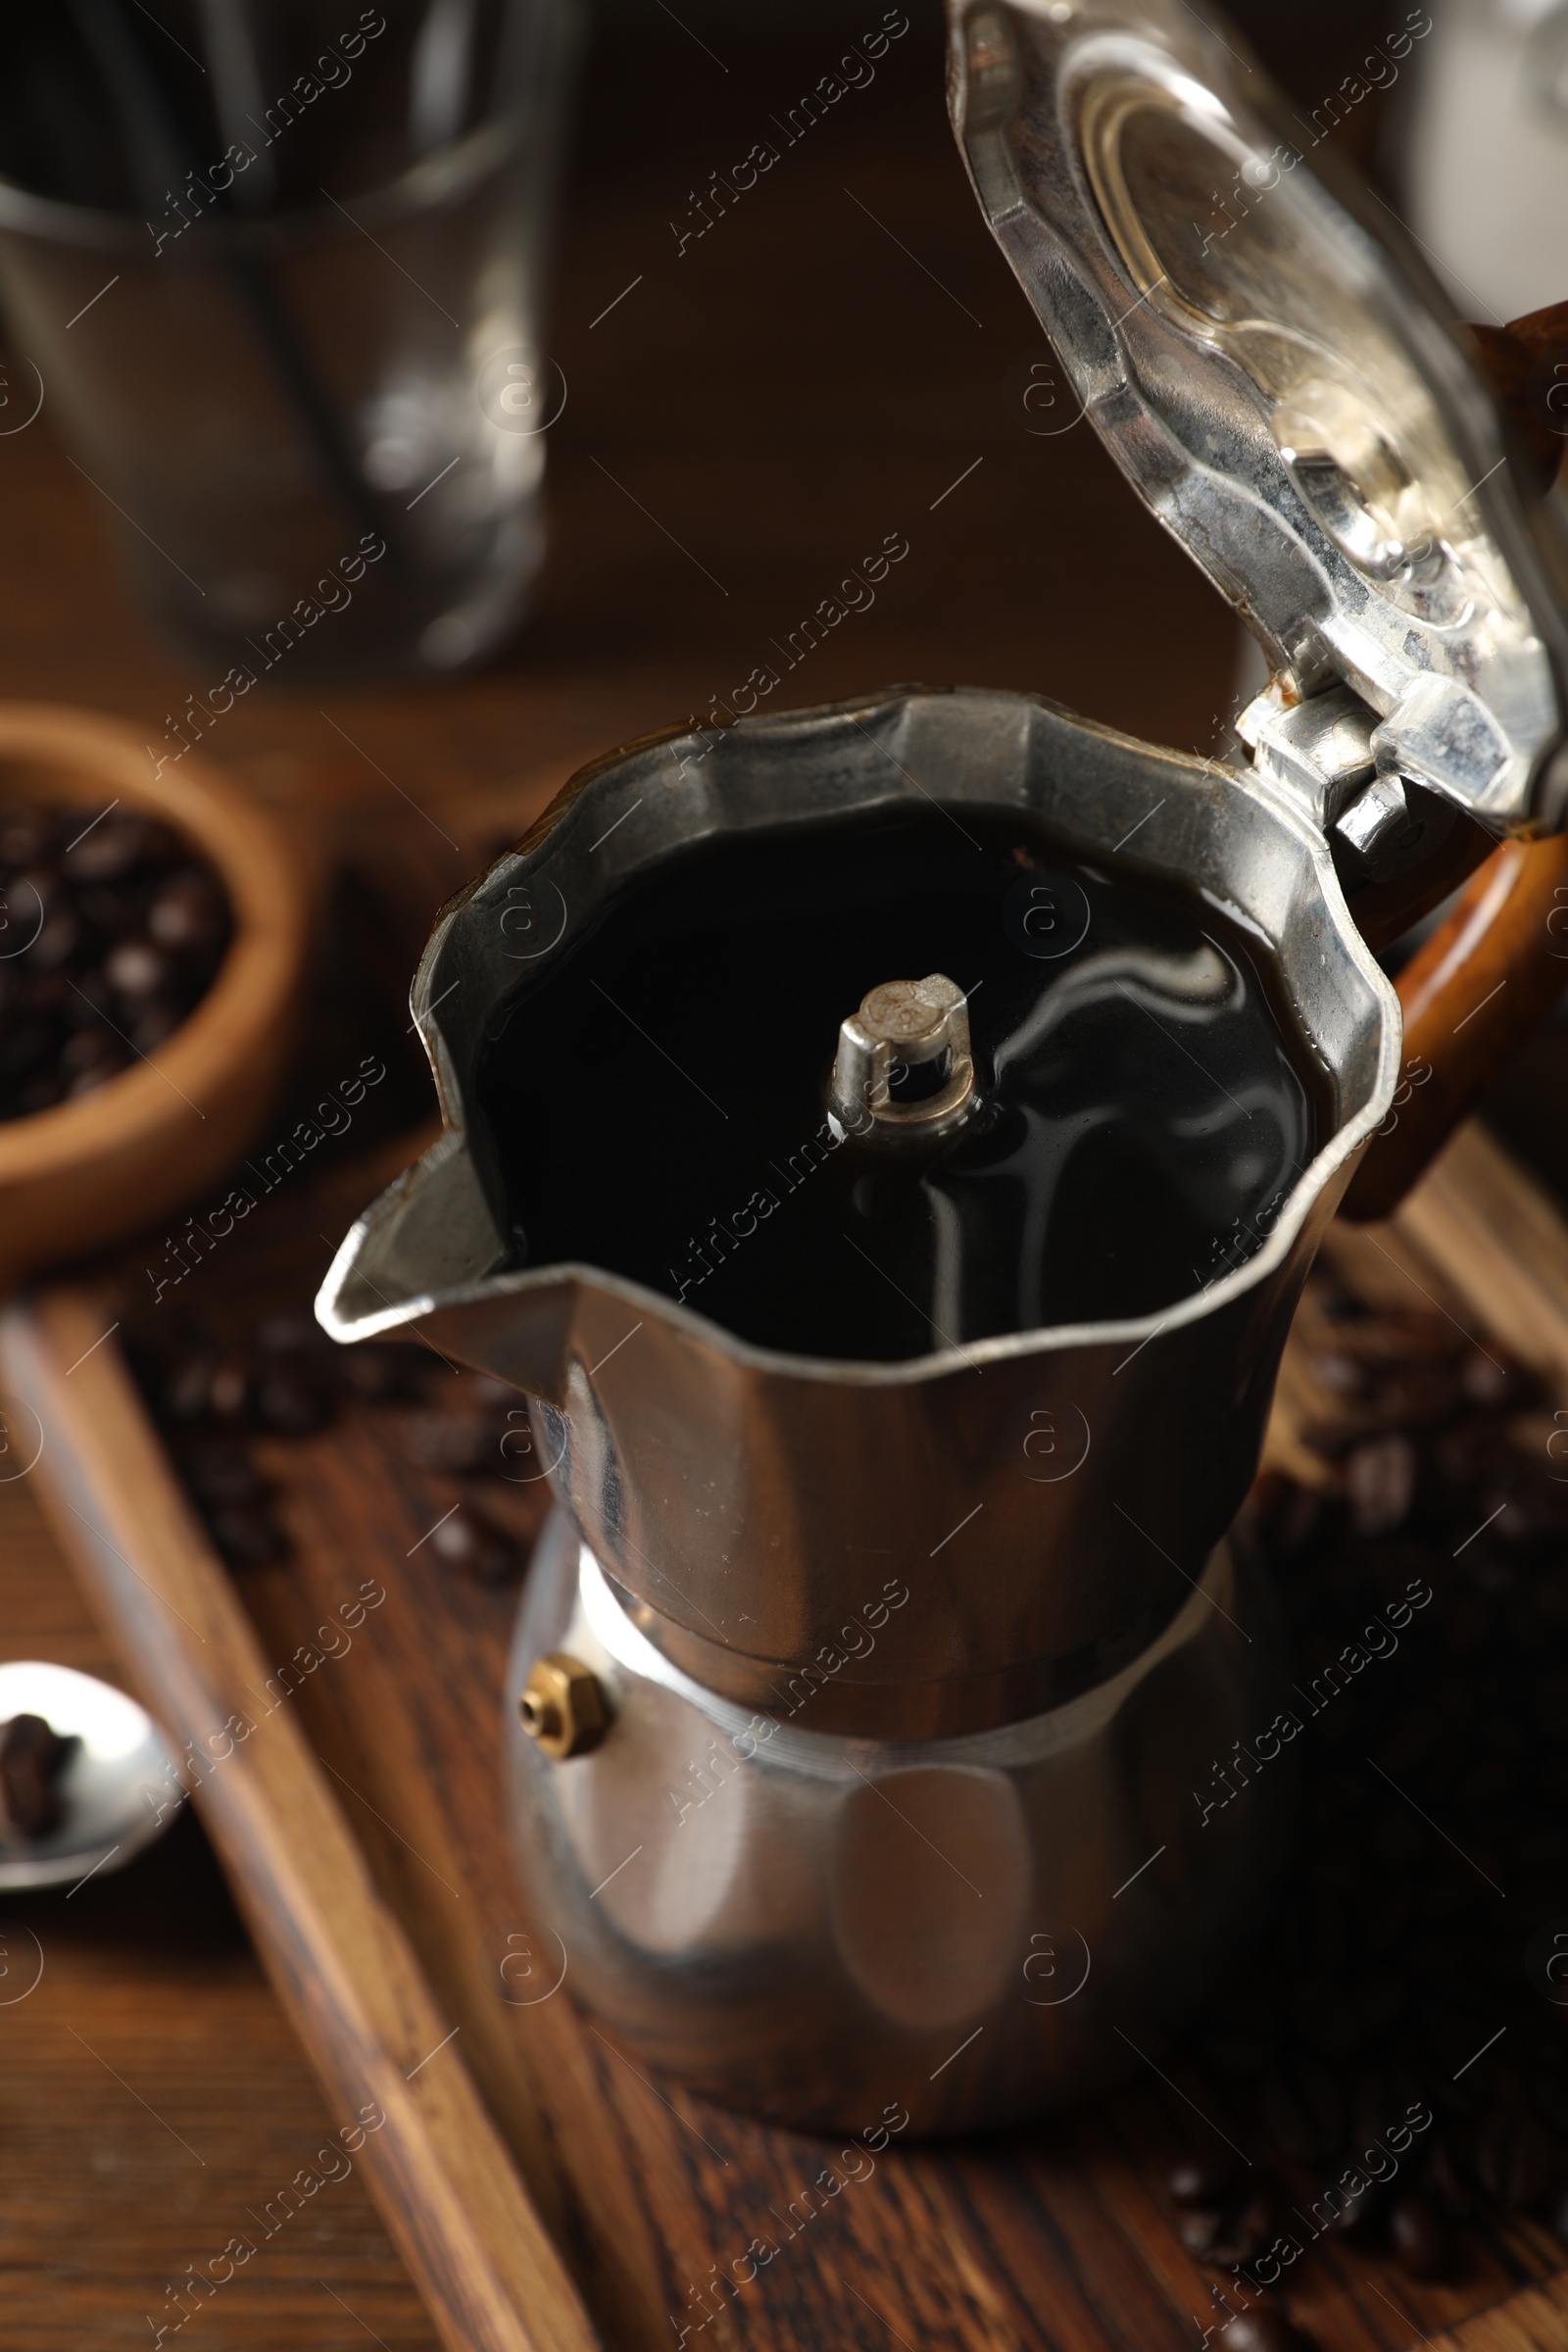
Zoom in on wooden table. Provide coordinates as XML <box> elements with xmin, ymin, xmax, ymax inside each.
<box><xmin>0</xmin><ymin>4</ymin><xmax>1459</xmax><ymax>2343</ymax></box>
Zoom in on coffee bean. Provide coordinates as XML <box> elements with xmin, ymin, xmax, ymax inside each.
<box><xmin>76</xmin><ymin>883</ymin><xmax>139</xmax><ymax>937</ymax></box>
<box><xmin>1176</xmin><ymin>2207</ymin><xmax>1228</xmax><ymax>2257</ymax></box>
<box><xmin>428</xmin><ymin>1505</ymin><xmax>523</xmax><ymax>1587</ymax></box>
<box><xmin>1388</xmin><ymin>2190</ymin><xmax>1451</xmax><ymax>2278</ymax></box>
<box><xmin>1219</xmin><ymin>2314</ymin><xmax>1318</xmax><ymax>2352</ymax></box>
<box><xmin>253</xmin><ymin>1374</ymin><xmax>331</xmax><ymax>1435</ymax></box>
<box><xmin>1317</xmin><ymin>2171</ymin><xmax>1382</xmax><ymax>2237</ymax></box>
<box><xmin>206</xmin><ymin>1502</ymin><xmax>291</xmax><ymax>1570</ymax></box>
<box><xmin>1308</xmin><ymin>1349</ymin><xmax>1365</xmax><ymax>1397</ymax></box>
<box><xmin>1344</xmin><ymin>1435</ymin><xmax>1417</xmax><ymax>1535</ymax></box>
<box><xmin>0</xmin><ymin>1711</ymin><xmax>74</xmax><ymax>1838</ymax></box>
<box><xmin>207</xmin><ymin>1358</ymin><xmax>252</xmax><ymax>1422</ymax></box>
<box><xmin>179</xmin><ymin>1443</ymin><xmax>267</xmax><ymax>1508</ymax></box>
<box><xmin>162</xmin><ymin>1352</ymin><xmax>218</xmax><ymax>1423</ymax></box>
<box><xmin>148</xmin><ymin>872</ymin><xmax>225</xmax><ymax>955</ymax></box>
<box><xmin>71</xmin><ymin>813</ymin><xmax>173</xmax><ymax>882</ymax></box>
<box><xmin>30</xmin><ymin>907</ymin><xmax>81</xmax><ymax>974</ymax></box>
<box><xmin>1169</xmin><ymin>2156</ymin><xmax>1242</xmax><ymax>2208</ymax></box>
<box><xmin>0</xmin><ymin>800</ymin><xmax>230</xmax><ymax>1123</ymax></box>
<box><xmin>1461</xmin><ymin>1348</ymin><xmax>1535</xmax><ymax>1409</ymax></box>
<box><xmin>105</xmin><ymin>938</ymin><xmax>171</xmax><ymax>1000</ymax></box>
<box><xmin>1182</xmin><ymin>2188</ymin><xmax>1274</xmax><ymax>2268</ymax></box>
<box><xmin>59</xmin><ymin>1028</ymin><xmax>129</xmax><ymax>1086</ymax></box>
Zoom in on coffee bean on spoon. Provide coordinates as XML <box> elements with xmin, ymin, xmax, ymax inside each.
<box><xmin>0</xmin><ymin>1712</ymin><xmax>74</xmax><ymax>1838</ymax></box>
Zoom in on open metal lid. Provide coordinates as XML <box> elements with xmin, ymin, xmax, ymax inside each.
<box><xmin>948</xmin><ymin>0</ymin><xmax>1568</xmax><ymax>833</ymax></box>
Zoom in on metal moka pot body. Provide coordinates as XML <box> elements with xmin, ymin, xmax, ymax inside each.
<box><xmin>319</xmin><ymin>687</ymin><xmax>1396</xmax><ymax>2129</ymax></box>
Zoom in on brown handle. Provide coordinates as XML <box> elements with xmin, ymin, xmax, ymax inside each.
<box><xmin>1341</xmin><ymin>833</ymin><xmax>1568</xmax><ymax>1220</ymax></box>
<box><xmin>1340</xmin><ymin>300</ymin><xmax>1568</xmax><ymax>1218</ymax></box>
<box><xmin>1468</xmin><ymin>298</ymin><xmax>1568</xmax><ymax>492</ymax></box>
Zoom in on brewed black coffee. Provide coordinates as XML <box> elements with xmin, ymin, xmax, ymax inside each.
<box><xmin>477</xmin><ymin>806</ymin><xmax>1328</xmax><ymax>1360</ymax></box>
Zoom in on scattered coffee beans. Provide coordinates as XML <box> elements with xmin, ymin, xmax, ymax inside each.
<box><xmin>1164</xmin><ymin>1279</ymin><xmax>1568</xmax><ymax>2328</ymax></box>
<box><xmin>130</xmin><ymin>1302</ymin><xmax>536</xmax><ymax>1583</ymax></box>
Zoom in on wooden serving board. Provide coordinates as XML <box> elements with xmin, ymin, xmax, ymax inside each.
<box><xmin>6</xmin><ymin>1117</ymin><xmax>1568</xmax><ymax>2352</ymax></box>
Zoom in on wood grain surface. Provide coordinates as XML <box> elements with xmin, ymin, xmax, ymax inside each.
<box><xmin>1</xmin><ymin>1286</ymin><xmax>598</xmax><ymax>2352</ymax></box>
<box><xmin>0</xmin><ymin>1482</ymin><xmax>443</xmax><ymax>2352</ymax></box>
<box><xmin>8</xmin><ymin>1116</ymin><xmax>1568</xmax><ymax>2352</ymax></box>
<box><xmin>0</xmin><ymin>3</ymin><xmax>1561</xmax><ymax>2344</ymax></box>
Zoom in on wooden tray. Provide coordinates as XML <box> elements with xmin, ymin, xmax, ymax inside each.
<box><xmin>7</xmin><ymin>1117</ymin><xmax>1568</xmax><ymax>2352</ymax></box>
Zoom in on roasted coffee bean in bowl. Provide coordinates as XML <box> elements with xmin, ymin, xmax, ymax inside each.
<box><xmin>0</xmin><ymin>705</ymin><xmax>309</xmax><ymax>1288</ymax></box>
<box><xmin>0</xmin><ymin>800</ymin><xmax>231</xmax><ymax>1118</ymax></box>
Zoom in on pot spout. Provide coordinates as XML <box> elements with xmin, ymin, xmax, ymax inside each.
<box><xmin>318</xmin><ymin>1132</ymin><xmax>575</xmax><ymax>1404</ymax></box>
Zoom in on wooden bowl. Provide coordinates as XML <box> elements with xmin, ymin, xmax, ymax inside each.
<box><xmin>0</xmin><ymin>705</ymin><xmax>310</xmax><ymax>1291</ymax></box>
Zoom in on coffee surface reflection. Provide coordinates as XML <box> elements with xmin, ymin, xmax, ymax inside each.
<box><xmin>479</xmin><ymin>808</ymin><xmax>1327</xmax><ymax>1358</ymax></box>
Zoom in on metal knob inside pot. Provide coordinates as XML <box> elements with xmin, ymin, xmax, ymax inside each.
<box><xmin>827</xmin><ymin>971</ymin><xmax>982</xmax><ymax>1152</ymax></box>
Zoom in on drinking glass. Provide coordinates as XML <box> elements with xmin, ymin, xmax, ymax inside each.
<box><xmin>0</xmin><ymin>0</ymin><xmax>578</xmax><ymax>684</ymax></box>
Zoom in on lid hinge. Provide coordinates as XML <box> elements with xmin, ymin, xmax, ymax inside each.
<box><xmin>1235</xmin><ymin>673</ymin><xmax>1378</xmax><ymax>834</ymax></box>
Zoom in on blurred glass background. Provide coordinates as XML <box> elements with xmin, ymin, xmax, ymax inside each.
<box><xmin>0</xmin><ymin>2</ymin><xmax>579</xmax><ymax>685</ymax></box>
